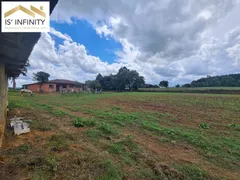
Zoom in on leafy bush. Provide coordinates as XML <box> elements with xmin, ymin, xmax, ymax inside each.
<box><xmin>98</xmin><ymin>122</ymin><xmax>113</xmax><ymax>134</ymax></box>
<box><xmin>199</xmin><ymin>123</ymin><xmax>211</xmax><ymax>129</ymax></box>
<box><xmin>52</xmin><ymin>110</ymin><xmax>68</xmax><ymax>117</ymax></box>
<box><xmin>36</xmin><ymin>103</ymin><xmax>53</xmax><ymax>110</ymax></box>
<box><xmin>109</xmin><ymin>143</ymin><xmax>124</xmax><ymax>154</ymax></box>
<box><xmin>18</xmin><ymin>144</ymin><xmax>31</xmax><ymax>152</ymax></box>
<box><xmin>111</xmin><ymin>106</ymin><xmax>121</xmax><ymax>111</ymax></box>
<box><xmin>73</xmin><ymin>117</ymin><xmax>96</xmax><ymax>127</ymax></box>
<box><xmin>82</xmin><ymin>118</ymin><xmax>96</xmax><ymax>127</ymax></box>
<box><xmin>228</xmin><ymin>123</ymin><xmax>240</xmax><ymax>130</ymax></box>
<box><xmin>73</xmin><ymin>117</ymin><xmax>84</xmax><ymax>127</ymax></box>
<box><xmin>8</xmin><ymin>100</ymin><xmax>27</xmax><ymax>108</ymax></box>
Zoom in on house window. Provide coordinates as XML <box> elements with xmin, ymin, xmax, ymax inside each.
<box><xmin>49</xmin><ymin>84</ymin><xmax>54</xmax><ymax>89</ymax></box>
<box><xmin>69</xmin><ymin>84</ymin><xmax>74</xmax><ymax>88</ymax></box>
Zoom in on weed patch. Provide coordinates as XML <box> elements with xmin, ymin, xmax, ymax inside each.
<box><xmin>52</xmin><ymin>110</ymin><xmax>68</xmax><ymax>117</ymax></box>
<box><xmin>8</xmin><ymin>100</ymin><xmax>28</xmax><ymax>108</ymax></box>
<box><xmin>85</xmin><ymin>129</ymin><xmax>102</xmax><ymax>142</ymax></box>
<box><xmin>35</xmin><ymin>103</ymin><xmax>53</xmax><ymax>111</ymax></box>
<box><xmin>111</xmin><ymin>106</ymin><xmax>121</xmax><ymax>111</ymax></box>
<box><xmin>18</xmin><ymin>144</ymin><xmax>31</xmax><ymax>152</ymax></box>
<box><xmin>73</xmin><ymin>117</ymin><xmax>84</xmax><ymax>127</ymax></box>
<box><xmin>47</xmin><ymin>133</ymin><xmax>73</xmax><ymax>152</ymax></box>
<box><xmin>174</xmin><ymin>164</ymin><xmax>210</xmax><ymax>180</ymax></box>
<box><xmin>98</xmin><ymin>122</ymin><xmax>114</xmax><ymax>134</ymax></box>
<box><xmin>29</xmin><ymin>155</ymin><xmax>59</xmax><ymax>179</ymax></box>
<box><xmin>99</xmin><ymin>160</ymin><xmax>122</xmax><ymax>180</ymax></box>
<box><xmin>73</xmin><ymin>117</ymin><xmax>96</xmax><ymax>127</ymax></box>
<box><xmin>83</xmin><ymin>109</ymin><xmax>139</xmax><ymax>126</ymax></box>
<box><xmin>160</xmin><ymin>113</ymin><xmax>177</xmax><ymax>121</ymax></box>
<box><xmin>31</xmin><ymin>120</ymin><xmax>54</xmax><ymax>131</ymax></box>
<box><xmin>109</xmin><ymin>143</ymin><xmax>124</xmax><ymax>154</ymax></box>
<box><xmin>199</xmin><ymin>123</ymin><xmax>211</xmax><ymax>129</ymax></box>
<box><xmin>7</xmin><ymin>144</ymin><xmax>31</xmax><ymax>155</ymax></box>
<box><xmin>228</xmin><ymin>123</ymin><xmax>240</xmax><ymax>130</ymax></box>
<box><xmin>108</xmin><ymin>134</ymin><xmax>140</xmax><ymax>165</ymax></box>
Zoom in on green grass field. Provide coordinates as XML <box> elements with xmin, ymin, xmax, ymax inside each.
<box><xmin>1</xmin><ymin>91</ymin><xmax>240</xmax><ymax>179</ymax></box>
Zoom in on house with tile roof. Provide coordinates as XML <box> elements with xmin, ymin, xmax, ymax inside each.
<box><xmin>23</xmin><ymin>79</ymin><xmax>86</xmax><ymax>93</ymax></box>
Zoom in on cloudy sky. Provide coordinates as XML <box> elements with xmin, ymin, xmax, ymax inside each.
<box><xmin>16</xmin><ymin>0</ymin><xmax>240</xmax><ymax>87</ymax></box>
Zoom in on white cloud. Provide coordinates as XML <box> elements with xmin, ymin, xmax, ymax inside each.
<box><xmin>50</xmin><ymin>27</ymin><xmax>73</xmax><ymax>41</ymax></box>
<box><xmin>227</xmin><ymin>44</ymin><xmax>240</xmax><ymax>66</ymax></box>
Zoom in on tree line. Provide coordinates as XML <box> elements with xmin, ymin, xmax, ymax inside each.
<box><xmin>181</xmin><ymin>74</ymin><xmax>240</xmax><ymax>88</ymax></box>
<box><xmin>29</xmin><ymin>70</ymin><xmax>240</xmax><ymax>91</ymax></box>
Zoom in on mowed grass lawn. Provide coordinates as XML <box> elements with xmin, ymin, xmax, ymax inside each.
<box><xmin>1</xmin><ymin>91</ymin><xmax>240</xmax><ymax>179</ymax></box>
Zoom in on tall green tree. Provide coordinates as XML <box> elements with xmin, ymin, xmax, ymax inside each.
<box><xmin>33</xmin><ymin>71</ymin><xmax>50</xmax><ymax>92</ymax></box>
<box><xmin>221</xmin><ymin>76</ymin><xmax>235</xmax><ymax>86</ymax></box>
<box><xmin>238</xmin><ymin>80</ymin><xmax>240</xmax><ymax>86</ymax></box>
<box><xmin>85</xmin><ymin>80</ymin><xmax>101</xmax><ymax>93</ymax></box>
<box><xmin>116</xmin><ymin>67</ymin><xmax>130</xmax><ymax>90</ymax></box>
<box><xmin>96</xmin><ymin>73</ymin><xmax>103</xmax><ymax>81</ymax></box>
<box><xmin>182</xmin><ymin>83</ymin><xmax>191</xmax><ymax>88</ymax></box>
<box><xmin>159</xmin><ymin>80</ymin><xmax>169</xmax><ymax>88</ymax></box>
<box><xmin>210</xmin><ymin>77</ymin><xmax>221</xmax><ymax>87</ymax></box>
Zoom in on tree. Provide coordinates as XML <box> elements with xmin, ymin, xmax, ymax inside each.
<box><xmin>96</xmin><ymin>73</ymin><xmax>103</xmax><ymax>81</ymax></box>
<box><xmin>101</xmin><ymin>75</ymin><xmax>114</xmax><ymax>90</ymax></box>
<box><xmin>130</xmin><ymin>75</ymin><xmax>145</xmax><ymax>90</ymax></box>
<box><xmin>85</xmin><ymin>80</ymin><xmax>101</xmax><ymax>93</ymax></box>
<box><xmin>75</xmin><ymin>82</ymin><xmax>85</xmax><ymax>89</ymax></box>
<box><xmin>116</xmin><ymin>67</ymin><xmax>130</xmax><ymax>91</ymax></box>
<box><xmin>182</xmin><ymin>84</ymin><xmax>191</xmax><ymax>88</ymax></box>
<box><xmin>210</xmin><ymin>77</ymin><xmax>221</xmax><ymax>87</ymax></box>
<box><xmin>159</xmin><ymin>80</ymin><xmax>169</xmax><ymax>88</ymax></box>
<box><xmin>152</xmin><ymin>85</ymin><xmax>159</xmax><ymax>88</ymax></box>
<box><xmin>175</xmin><ymin>84</ymin><xmax>180</xmax><ymax>88</ymax></box>
<box><xmin>126</xmin><ymin>70</ymin><xmax>145</xmax><ymax>90</ymax></box>
<box><xmin>111</xmin><ymin>74</ymin><xmax>121</xmax><ymax>91</ymax></box>
<box><xmin>33</xmin><ymin>71</ymin><xmax>50</xmax><ymax>92</ymax></box>
<box><xmin>221</xmin><ymin>76</ymin><xmax>236</xmax><ymax>86</ymax></box>
<box><xmin>142</xmin><ymin>84</ymin><xmax>158</xmax><ymax>88</ymax></box>
<box><xmin>238</xmin><ymin>80</ymin><xmax>240</xmax><ymax>86</ymax></box>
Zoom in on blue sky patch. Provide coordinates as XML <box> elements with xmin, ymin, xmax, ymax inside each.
<box><xmin>50</xmin><ymin>19</ymin><xmax>122</xmax><ymax>64</ymax></box>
